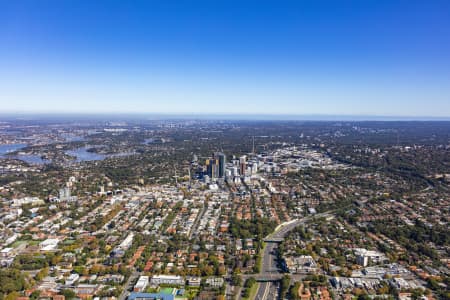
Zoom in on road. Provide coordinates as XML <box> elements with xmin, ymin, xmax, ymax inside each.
<box><xmin>254</xmin><ymin>212</ymin><xmax>332</xmax><ymax>299</ymax></box>
<box><xmin>255</xmin><ymin>282</ymin><xmax>270</xmax><ymax>300</ymax></box>
<box><xmin>120</xmin><ymin>212</ymin><xmax>331</xmax><ymax>300</ymax></box>
<box><xmin>119</xmin><ymin>271</ymin><xmax>139</xmax><ymax>300</ymax></box>
<box><xmin>261</xmin><ymin>241</ymin><xmax>278</xmax><ymax>274</ymax></box>
<box><xmin>188</xmin><ymin>202</ymin><xmax>206</xmax><ymax>239</ymax></box>
<box><xmin>254</xmin><ymin>282</ymin><xmax>279</xmax><ymax>300</ymax></box>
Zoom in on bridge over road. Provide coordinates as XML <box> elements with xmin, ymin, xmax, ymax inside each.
<box><xmin>253</xmin><ymin>212</ymin><xmax>333</xmax><ymax>300</ymax></box>
<box><xmin>240</xmin><ymin>273</ymin><xmax>305</xmax><ymax>282</ymax></box>
<box><xmin>262</xmin><ymin>237</ymin><xmax>284</xmax><ymax>243</ymax></box>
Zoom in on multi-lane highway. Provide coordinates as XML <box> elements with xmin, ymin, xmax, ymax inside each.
<box><xmin>255</xmin><ymin>282</ymin><xmax>279</xmax><ymax>300</ymax></box>
<box><xmin>254</xmin><ymin>212</ymin><xmax>332</xmax><ymax>300</ymax></box>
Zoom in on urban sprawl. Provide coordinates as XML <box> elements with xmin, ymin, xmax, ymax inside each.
<box><xmin>0</xmin><ymin>119</ymin><xmax>449</xmax><ymax>300</ymax></box>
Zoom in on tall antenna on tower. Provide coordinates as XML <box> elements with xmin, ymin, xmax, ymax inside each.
<box><xmin>174</xmin><ymin>169</ymin><xmax>178</xmax><ymax>185</ymax></box>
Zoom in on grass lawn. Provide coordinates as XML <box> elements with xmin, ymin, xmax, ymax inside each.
<box><xmin>242</xmin><ymin>283</ymin><xmax>259</xmax><ymax>300</ymax></box>
<box><xmin>28</xmin><ymin>240</ymin><xmax>41</xmax><ymax>246</ymax></box>
<box><xmin>160</xmin><ymin>287</ymin><xmax>175</xmax><ymax>295</ymax></box>
<box><xmin>10</xmin><ymin>240</ymin><xmax>28</xmax><ymax>247</ymax></box>
<box><xmin>182</xmin><ymin>287</ymin><xmax>199</xmax><ymax>299</ymax></box>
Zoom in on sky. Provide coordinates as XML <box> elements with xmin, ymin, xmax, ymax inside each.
<box><xmin>0</xmin><ymin>0</ymin><xmax>450</xmax><ymax>118</ymax></box>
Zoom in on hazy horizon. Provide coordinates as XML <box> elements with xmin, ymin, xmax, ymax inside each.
<box><xmin>1</xmin><ymin>112</ymin><xmax>450</xmax><ymax>122</ymax></box>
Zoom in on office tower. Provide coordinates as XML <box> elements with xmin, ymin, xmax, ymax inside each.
<box><xmin>251</xmin><ymin>162</ymin><xmax>258</xmax><ymax>174</ymax></box>
<box><xmin>206</xmin><ymin>158</ymin><xmax>219</xmax><ymax>179</ymax></box>
<box><xmin>239</xmin><ymin>155</ymin><xmax>247</xmax><ymax>176</ymax></box>
<box><xmin>206</xmin><ymin>159</ymin><xmax>212</xmax><ymax>178</ymax></box>
<box><xmin>59</xmin><ymin>186</ymin><xmax>71</xmax><ymax>201</ymax></box>
<box><xmin>215</xmin><ymin>152</ymin><xmax>226</xmax><ymax>178</ymax></box>
<box><xmin>232</xmin><ymin>167</ymin><xmax>239</xmax><ymax>177</ymax></box>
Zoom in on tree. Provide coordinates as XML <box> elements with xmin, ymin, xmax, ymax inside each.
<box><xmin>35</xmin><ymin>267</ymin><xmax>49</xmax><ymax>281</ymax></box>
<box><xmin>411</xmin><ymin>289</ymin><xmax>424</xmax><ymax>300</ymax></box>
<box><xmin>30</xmin><ymin>290</ymin><xmax>41</xmax><ymax>300</ymax></box>
<box><xmin>288</xmin><ymin>282</ymin><xmax>301</xmax><ymax>300</ymax></box>
<box><xmin>244</xmin><ymin>277</ymin><xmax>256</xmax><ymax>288</ymax></box>
<box><xmin>51</xmin><ymin>255</ymin><xmax>62</xmax><ymax>266</ymax></box>
<box><xmin>377</xmin><ymin>282</ymin><xmax>389</xmax><ymax>294</ymax></box>
<box><xmin>427</xmin><ymin>278</ymin><xmax>440</xmax><ymax>290</ymax></box>
<box><xmin>217</xmin><ymin>265</ymin><xmax>226</xmax><ymax>276</ymax></box>
<box><xmin>280</xmin><ymin>275</ymin><xmax>291</xmax><ymax>299</ymax></box>
<box><xmin>61</xmin><ymin>289</ymin><xmax>76</xmax><ymax>300</ymax></box>
<box><xmin>0</xmin><ymin>269</ymin><xmax>27</xmax><ymax>294</ymax></box>
<box><xmin>5</xmin><ymin>291</ymin><xmax>20</xmax><ymax>300</ymax></box>
<box><xmin>231</xmin><ymin>273</ymin><xmax>242</xmax><ymax>287</ymax></box>
<box><xmin>201</xmin><ymin>265</ymin><xmax>215</xmax><ymax>276</ymax></box>
<box><xmin>242</xmin><ymin>288</ymin><xmax>250</xmax><ymax>298</ymax></box>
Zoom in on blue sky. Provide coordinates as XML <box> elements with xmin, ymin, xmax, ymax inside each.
<box><xmin>0</xmin><ymin>0</ymin><xmax>450</xmax><ymax>117</ymax></box>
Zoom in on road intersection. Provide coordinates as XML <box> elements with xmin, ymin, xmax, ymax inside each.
<box><xmin>253</xmin><ymin>212</ymin><xmax>332</xmax><ymax>300</ymax></box>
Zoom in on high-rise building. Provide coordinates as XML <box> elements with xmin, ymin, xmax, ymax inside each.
<box><xmin>232</xmin><ymin>166</ymin><xmax>239</xmax><ymax>176</ymax></box>
<box><xmin>206</xmin><ymin>152</ymin><xmax>226</xmax><ymax>179</ymax></box>
<box><xmin>59</xmin><ymin>186</ymin><xmax>71</xmax><ymax>201</ymax></box>
<box><xmin>215</xmin><ymin>152</ymin><xmax>226</xmax><ymax>178</ymax></box>
<box><xmin>206</xmin><ymin>158</ymin><xmax>219</xmax><ymax>179</ymax></box>
<box><xmin>239</xmin><ymin>155</ymin><xmax>247</xmax><ymax>176</ymax></box>
<box><xmin>206</xmin><ymin>159</ymin><xmax>212</xmax><ymax>177</ymax></box>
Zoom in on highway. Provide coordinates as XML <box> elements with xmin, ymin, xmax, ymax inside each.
<box><xmin>254</xmin><ymin>212</ymin><xmax>332</xmax><ymax>299</ymax></box>
<box><xmin>255</xmin><ymin>282</ymin><xmax>269</xmax><ymax>300</ymax></box>
<box><xmin>261</xmin><ymin>241</ymin><xmax>278</xmax><ymax>274</ymax></box>
<box><xmin>254</xmin><ymin>282</ymin><xmax>279</xmax><ymax>300</ymax></box>
<box><xmin>120</xmin><ymin>213</ymin><xmax>331</xmax><ymax>300</ymax></box>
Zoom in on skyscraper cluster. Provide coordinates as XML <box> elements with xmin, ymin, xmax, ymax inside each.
<box><xmin>206</xmin><ymin>152</ymin><xmax>226</xmax><ymax>179</ymax></box>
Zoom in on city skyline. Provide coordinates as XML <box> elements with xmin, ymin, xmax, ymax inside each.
<box><xmin>1</xmin><ymin>1</ymin><xmax>450</xmax><ymax>117</ymax></box>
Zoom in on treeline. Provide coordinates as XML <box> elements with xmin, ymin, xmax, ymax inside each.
<box><xmin>0</xmin><ymin>269</ymin><xmax>29</xmax><ymax>299</ymax></box>
<box><xmin>241</xmin><ymin>277</ymin><xmax>256</xmax><ymax>298</ymax></box>
<box><xmin>87</xmin><ymin>204</ymin><xmax>122</xmax><ymax>231</ymax></box>
<box><xmin>229</xmin><ymin>217</ymin><xmax>276</xmax><ymax>239</ymax></box>
<box><xmin>369</xmin><ymin>219</ymin><xmax>449</xmax><ymax>260</ymax></box>
<box><xmin>13</xmin><ymin>253</ymin><xmax>58</xmax><ymax>270</ymax></box>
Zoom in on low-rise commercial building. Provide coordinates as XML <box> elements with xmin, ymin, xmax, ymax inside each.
<box><xmin>150</xmin><ymin>275</ymin><xmax>184</xmax><ymax>286</ymax></box>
